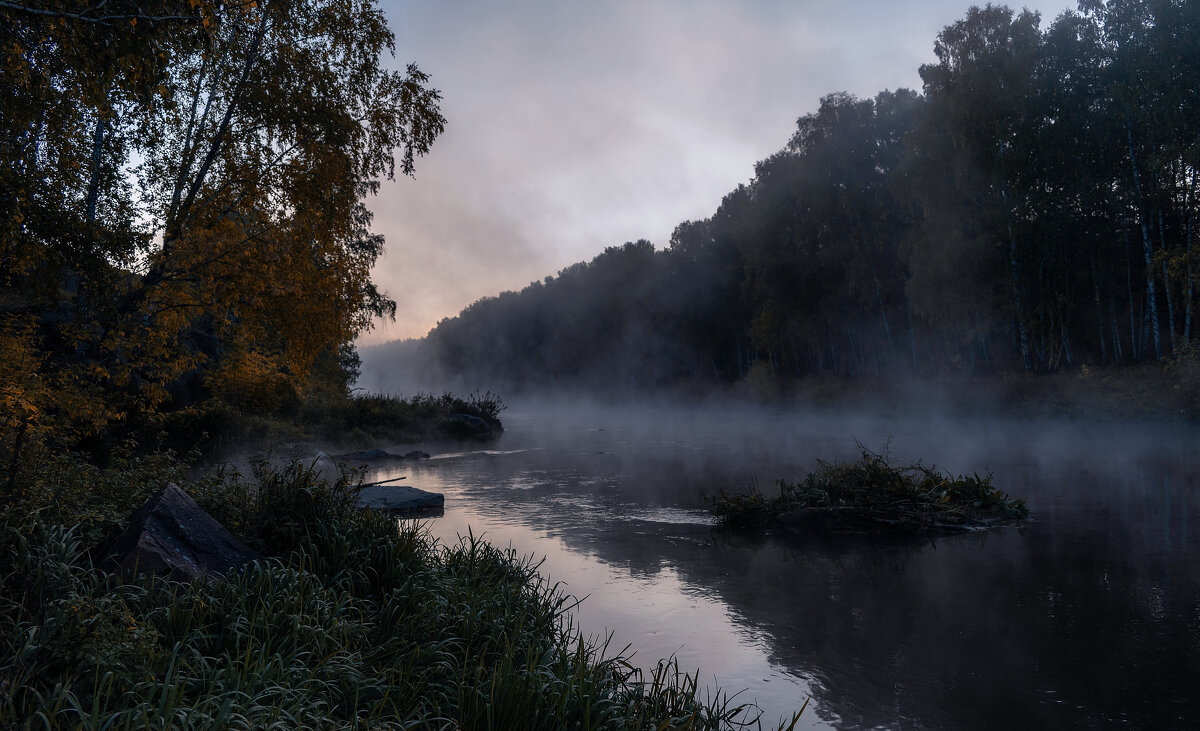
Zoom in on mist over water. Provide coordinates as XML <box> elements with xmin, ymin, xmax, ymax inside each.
<box><xmin>366</xmin><ymin>398</ymin><xmax>1199</xmax><ymax>728</ymax></box>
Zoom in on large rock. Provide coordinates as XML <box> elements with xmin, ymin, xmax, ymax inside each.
<box><xmin>443</xmin><ymin>412</ymin><xmax>497</xmax><ymax>439</ymax></box>
<box><xmin>337</xmin><ymin>449</ymin><xmax>431</xmax><ymax>463</ymax></box>
<box><xmin>357</xmin><ymin>485</ymin><xmax>444</xmax><ymax>517</ymax></box>
<box><xmin>97</xmin><ymin>484</ymin><xmax>262</xmax><ymax>582</ymax></box>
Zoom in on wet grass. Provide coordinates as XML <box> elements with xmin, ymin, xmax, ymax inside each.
<box><xmin>710</xmin><ymin>444</ymin><xmax>1029</xmax><ymax>534</ymax></box>
<box><xmin>1</xmin><ymin>456</ymin><xmax>802</xmax><ymax>729</ymax></box>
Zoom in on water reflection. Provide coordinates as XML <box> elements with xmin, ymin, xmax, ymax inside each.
<box><xmin>371</xmin><ymin>405</ymin><xmax>1200</xmax><ymax>729</ymax></box>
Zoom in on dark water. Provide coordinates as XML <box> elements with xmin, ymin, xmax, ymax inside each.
<box><xmin>370</xmin><ymin>402</ymin><xmax>1200</xmax><ymax>729</ymax></box>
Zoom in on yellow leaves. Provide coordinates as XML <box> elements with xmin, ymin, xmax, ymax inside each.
<box><xmin>206</xmin><ymin>347</ymin><xmax>299</xmax><ymax>410</ymax></box>
<box><xmin>1</xmin><ymin>393</ymin><xmax>39</xmax><ymax>418</ymax></box>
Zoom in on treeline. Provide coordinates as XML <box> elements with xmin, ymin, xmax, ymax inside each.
<box><xmin>409</xmin><ymin>1</ymin><xmax>1200</xmax><ymax>390</ymax></box>
<box><xmin>1</xmin><ymin>0</ymin><xmax>442</xmax><ymax>465</ymax></box>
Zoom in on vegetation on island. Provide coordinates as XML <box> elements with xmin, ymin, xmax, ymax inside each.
<box><xmin>709</xmin><ymin>446</ymin><xmax>1029</xmax><ymax>535</ymax></box>
<box><xmin>379</xmin><ymin>1</ymin><xmax>1200</xmax><ymax>417</ymax></box>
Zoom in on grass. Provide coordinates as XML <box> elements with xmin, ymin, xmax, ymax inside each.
<box><xmin>0</xmin><ymin>454</ymin><xmax>803</xmax><ymax>730</ymax></box>
<box><xmin>710</xmin><ymin>444</ymin><xmax>1029</xmax><ymax>534</ymax></box>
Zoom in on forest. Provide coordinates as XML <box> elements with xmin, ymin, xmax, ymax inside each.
<box><xmin>393</xmin><ymin>1</ymin><xmax>1200</xmax><ymax>397</ymax></box>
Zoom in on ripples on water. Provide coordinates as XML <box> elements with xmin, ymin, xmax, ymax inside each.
<box><xmin>369</xmin><ymin>402</ymin><xmax>1200</xmax><ymax>729</ymax></box>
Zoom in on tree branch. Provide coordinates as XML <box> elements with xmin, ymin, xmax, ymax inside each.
<box><xmin>0</xmin><ymin>0</ymin><xmax>201</xmax><ymax>25</ymax></box>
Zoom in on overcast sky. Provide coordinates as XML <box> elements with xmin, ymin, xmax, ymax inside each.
<box><xmin>363</xmin><ymin>0</ymin><xmax>1075</xmax><ymax>344</ymax></box>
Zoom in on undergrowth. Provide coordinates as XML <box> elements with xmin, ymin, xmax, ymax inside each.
<box><xmin>1</xmin><ymin>454</ymin><xmax>799</xmax><ymax>729</ymax></box>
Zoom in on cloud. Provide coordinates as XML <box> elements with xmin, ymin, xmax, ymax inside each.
<box><xmin>363</xmin><ymin>0</ymin><xmax>1073</xmax><ymax>344</ymax></box>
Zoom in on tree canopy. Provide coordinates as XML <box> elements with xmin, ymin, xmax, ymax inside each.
<box><xmin>1</xmin><ymin>0</ymin><xmax>443</xmax><ymax>464</ymax></box>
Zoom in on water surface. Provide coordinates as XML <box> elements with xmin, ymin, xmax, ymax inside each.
<box><xmin>370</xmin><ymin>402</ymin><xmax>1200</xmax><ymax>728</ymax></box>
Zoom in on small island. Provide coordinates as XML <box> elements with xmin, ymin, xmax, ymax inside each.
<box><xmin>709</xmin><ymin>446</ymin><xmax>1029</xmax><ymax>535</ymax></box>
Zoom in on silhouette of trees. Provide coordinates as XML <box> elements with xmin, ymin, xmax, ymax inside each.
<box><xmin>422</xmin><ymin>1</ymin><xmax>1200</xmax><ymax>389</ymax></box>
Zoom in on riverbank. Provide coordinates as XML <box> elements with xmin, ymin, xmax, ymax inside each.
<box><xmin>0</xmin><ymin>451</ymin><xmax>794</xmax><ymax>729</ymax></box>
<box><xmin>162</xmin><ymin>391</ymin><xmax>507</xmax><ymax>464</ymax></box>
<box><xmin>745</xmin><ymin>359</ymin><xmax>1200</xmax><ymax>423</ymax></box>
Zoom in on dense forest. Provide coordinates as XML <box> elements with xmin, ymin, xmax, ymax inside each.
<box><xmin>1</xmin><ymin>0</ymin><xmax>444</xmax><ymax>466</ymax></box>
<box><xmin>386</xmin><ymin>1</ymin><xmax>1200</xmax><ymax>393</ymax></box>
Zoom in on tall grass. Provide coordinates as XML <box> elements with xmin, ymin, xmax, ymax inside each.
<box><xmin>1</xmin><ymin>458</ymin><xmax>799</xmax><ymax>729</ymax></box>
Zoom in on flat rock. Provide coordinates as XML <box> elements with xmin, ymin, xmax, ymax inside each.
<box><xmin>97</xmin><ymin>483</ymin><xmax>262</xmax><ymax>582</ymax></box>
<box><xmin>357</xmin><ymin>485</ymin><xmax>444</xmax><ymax>517</ymax></box>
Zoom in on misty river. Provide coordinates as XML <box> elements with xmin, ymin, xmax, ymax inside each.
<box><xmin>367</xmin><ymin>400</ymin><xmax>1199</xmax><ymax>729</ymax></box>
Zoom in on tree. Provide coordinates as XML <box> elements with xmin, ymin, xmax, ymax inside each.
<box><xmin>907</xmin><ymin>5</ymin><xmax>1046</xmax><ymax>370</ymax></box>
<box><xmin>1</xmin><ymin>0</ymin><xmax>443</xmax><ymax>460</ymax></box>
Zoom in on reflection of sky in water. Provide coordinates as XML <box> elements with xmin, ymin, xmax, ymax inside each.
<box><xmin>367</xmin><ymin>404</ymin><xmax>1200</xmax><ymax>729</ymax></box>
<box><xmin>429</xmin><ymin>504</ymin><xmax>813</xmax><ymax>727</ymax></box>
<box><xmin>374</xmin><ymin>458</ymin><xmax>820</xmax><ymax>728</ymax></box>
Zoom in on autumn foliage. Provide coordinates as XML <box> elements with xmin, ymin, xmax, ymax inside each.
<box><xmin>1</xmin><ymin>0</ymin><xmax>444</xmax><ymax>472</ymax></box>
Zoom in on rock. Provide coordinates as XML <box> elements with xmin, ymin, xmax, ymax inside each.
<box><xmin>337</xmin><ymin>448</ymin><xmax>391</xmax><ymax>462</ymax></box>
<box><xmin>336</xmin><ymin>449</ymin><xmax>432</xmax><ymax>462</ymax></box>
<box><xmin>97</xmin><ymin>484</ymin><xmax>262</xmax><ymax>582</ymax></box>
<box><xmin>443</xmin><ymin>412</ymin><xmax>497</xmax><ymax>439</ymax></box>
<box><xmin>356</xmin><ymin>484</ymin><xmax>444</xmax><ymax>517</ymax></box>
<box><xmin>448</xmin><ymin>413</ymin><xmax>488</xmax><ymax>429</ymax></box>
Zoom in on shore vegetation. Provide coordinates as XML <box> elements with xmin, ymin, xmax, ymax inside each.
<box><xmin>1</xmin><ymin>455</ymin><xmax>801</xmax><ymax>729</ymax></box>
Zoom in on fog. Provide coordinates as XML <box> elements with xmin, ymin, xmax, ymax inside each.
<box><xmin>352</xmin><ymin>390</ymin><xmax>1199</xmax><ymax>728</ymax></box>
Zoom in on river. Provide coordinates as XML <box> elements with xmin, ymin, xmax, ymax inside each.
<box><xmin>367</xmin><ymin>400</ymin><xmax>1199</xmax><ymax>729</ymax></box>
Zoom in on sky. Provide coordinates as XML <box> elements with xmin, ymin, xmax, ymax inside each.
<box><xmin>363</xmin><ymin>0</ymin><xmax>1075</xmax><ymax>345</ymax></box>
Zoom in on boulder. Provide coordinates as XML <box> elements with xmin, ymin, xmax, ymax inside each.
<box><xmin>444</xmin><ymin>412</ymin><xmax>497</xmax><ymax>439</ymax></box>
<box><xmin>337</xmin><ymin>448</ymin><xmax>390</xmax><ymax>462</ymax></box>
<box><xmin>337</xmin><ymin>448</ymin><xmax>432</xmax><ymax>462</ymax></box>
<box><xmin>97</xmin><ymin>484</ymin><xmax>262</xmax><ymax>582</ymax></box>
<box><xmin>357</xmin><ymin>485</ymin><xmax>444</xmax><ymax>517</ymax></box>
